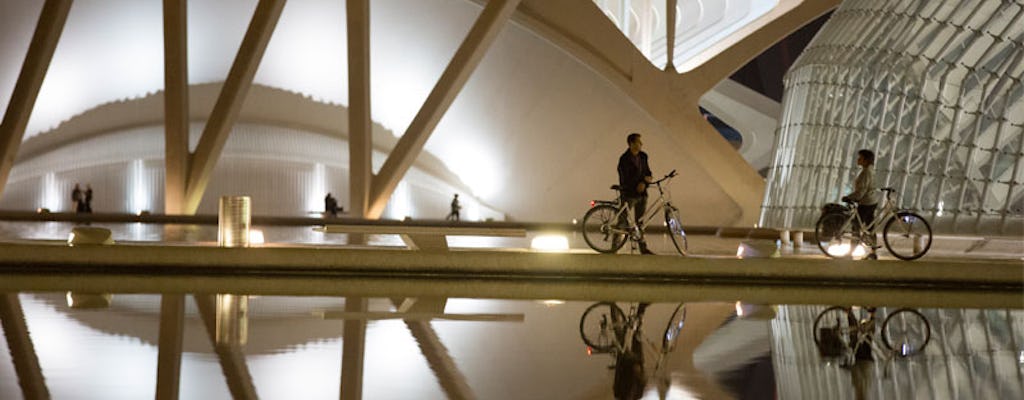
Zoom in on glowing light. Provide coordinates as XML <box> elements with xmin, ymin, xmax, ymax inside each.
<box><xmin>851</xmin><ymin>244</ymin><xmax>867</xmax><ymax>259</ymax></box>
<box><xmin>826</xmin><ymin>241</ymin><xmax>852</xmax><ymax>257</ymax></box>
<box><xmin>736</xmin><ymin>245</ymin><xmax>745</xmax><ymax>258</ymax></box>
<box><xmin>249</xmin><ymin>229</ymin><xmax>265</xmax><ymax>245</ymax></box>
<box><xmin>937</xmin><ymin>201</ymin><xmax>944</xmax><ymax>217</ymax></box>
<box><xmin>41</xmin><ymin>172</ymin><xmax>60</xmax><ymax>211</ymax></box>
<box><xmin>386</xmin><ymin>181</ymin><xmax>412</xmax><ymax>220</ymax></box>
<box><xmin>308</xmin><ymin>163</ymin><xmax>326</xmax><ymax>213</ymax></box>
<box><xmin>539</xmin><ymin>300</ymin><xmax>565</xmax><ymax>307</ymax></box>
<box><xmin>735</xmin><ymin>301</ymin><xmax>744</xmax><ymax>317</ymax></box>
<box><xmin>531</xmin><ymin>235</ymin><xmax>569</xmax><ymax>252</ymax></box>
<box><xmin>129</xmin><ymin>159</ymin><xmax>150</xmax><ymax>214</ymax></box>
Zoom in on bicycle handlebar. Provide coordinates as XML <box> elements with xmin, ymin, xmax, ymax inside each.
<box><xmin>652</xmin><ymin>170</ymin><xmax>677</xmax><ymax>185</ymax></box>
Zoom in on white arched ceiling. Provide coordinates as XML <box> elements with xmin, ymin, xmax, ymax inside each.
<box><xmin>0</xmin><ymin>0</ymin><xmax>758</xmax><ymax>224</ymax></box>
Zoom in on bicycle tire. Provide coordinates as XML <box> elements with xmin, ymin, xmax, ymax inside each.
<box><xmin>664</xmin><ymin>206</ymin><xmax>688</xmax><ymax>256</ymax></box>
<box><xmin>579</xmin><ymin>302</ymin><xmax>627</xmax><ymax>352</ymax></box>
<box><xmin>881</xmin><ymin>308</ymin><xmax>931</xmax><ymax>356</ymax></box>
<box><xmin>582</xmin><ymin>204</ymin><xmax>627</xmax><ymax>254</ymax></box>
<box><xmin>815</xmin><ymin>213</ymin><xmax>853</xmax><ymax>258</ymax></box>
<box><xmin>812</xmin><ymin>306</ymin><xmax>855</xmax><ymax>358</ymax></box>
<box><xmin>662</xmin><ymin>303</ymin><xmax>686</xmax><ymax>352</ymax></box>
<box><xmin>883</xmin><ymin>212</ymin><xmax>932</xmax><ymax>260</ymax></box>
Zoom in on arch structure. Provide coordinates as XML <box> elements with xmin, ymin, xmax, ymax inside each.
<box><xmin>1</xmin><ymin>0</ymin><xmax>836</xmax><ymax>225</ymax></box>
<box><xmin>760</xmin><ymin>0</ymin><xmax>1024</xmax><ymax>236</ymax></box>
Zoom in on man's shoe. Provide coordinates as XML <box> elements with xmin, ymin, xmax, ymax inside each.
<box><xmin>640</xmin><ymin>248</ymin><xmax>656</xmax><ymax>255</ymax></box>
<box><xmin>866</xmin><ymin>253</ymin><xmax>878</xmax><ymax>260</ymax></box>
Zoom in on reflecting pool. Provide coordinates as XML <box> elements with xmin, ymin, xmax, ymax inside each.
<box><xmin>1</xmin><ymin>291</ymin><xmax>1021</xmax><ymax>399</ymax></box>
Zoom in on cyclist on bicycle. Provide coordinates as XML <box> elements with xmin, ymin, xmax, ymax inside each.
<box><xmin>618</xmin><ymin>133</ymin><xmax>655</xmax><ymax>255</ymax></box>
<box><xmin>841</xmin><ymin>149</ymin><xmax>879</xmax><ymax>259</ymax></box>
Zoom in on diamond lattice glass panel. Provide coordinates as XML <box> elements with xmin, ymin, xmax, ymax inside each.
<box><xmin>762</xmin><ymin>0</ymin><xmax>1024</xmax><ymax>235</ymax></box>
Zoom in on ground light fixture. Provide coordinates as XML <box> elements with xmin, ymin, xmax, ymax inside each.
<box><xmin>530</xmin><ymin>234</ymin><xmax>569</xmax><ymax>252</ymax></box>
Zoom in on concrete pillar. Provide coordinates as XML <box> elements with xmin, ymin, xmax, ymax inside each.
<box><xmin>163</xmin><ymin>0</ymin><xmax>190</xmax><ymax>215</ymax></box>
<box><xmin>347</xmin><ymin>0</ymin><xmax>372</xmax><ymax>219</ymax></box>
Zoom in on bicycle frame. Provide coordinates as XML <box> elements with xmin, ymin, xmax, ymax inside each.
<box><xmin>607</xmin><ymin>176</ymin><xmax>675</xmax><ymax>236</ymax></box>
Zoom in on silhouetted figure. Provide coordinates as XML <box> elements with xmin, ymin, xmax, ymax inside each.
<box><xmin>84</xmin><ymin>184</ymin><xmax>93</xmax><ymax>213</ymax></box>
<box><xmin>842</xmin><ymin>149</ymin><xmax>879</xmax><ymax>259</ymax></box>
<box><xmin>446</xmin><ymin>194</ymin><xmax>461</xmax><ymax>221</ymax></box>
<box><xmin>618</xmin><ymin>133</ymin><xmax>654</xmax><ymax>255</ymax></box>
<box><xmin>324</xmin><ymin>193</ymin><xmax>339</xmax><ymax>217</ymax></box>
<box><xmin>71</xmin><ymin>183</ymin><xmax>85</xmax><ymax>213</ymax></box>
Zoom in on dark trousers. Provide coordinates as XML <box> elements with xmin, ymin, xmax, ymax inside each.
<box><xmin>622</xmin><ymin>195</ymin><xmax>649</xmax><ymax>249</ymax></box>
<box><xmin>856</xmin><ymin>204</ymin><xmax>878</xmax><ymax>248</ymax></box>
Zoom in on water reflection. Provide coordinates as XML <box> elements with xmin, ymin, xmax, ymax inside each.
<box><xmin>0</xmin><ymin>292</ymin><xmax>1021</xmax><ymax>399</ymax></box>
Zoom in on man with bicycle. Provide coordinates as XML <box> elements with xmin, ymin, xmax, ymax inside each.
<box><xmin>618</xmin><ymin>133</ymin><xmax>655</xmax><ymax>255</ymax></box>
<box><xmin>842</xmin><ymin>149</ymin><xmax>880</xmax><ymax>259</ymax></box>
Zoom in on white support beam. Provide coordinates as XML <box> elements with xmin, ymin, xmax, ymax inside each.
<box><xmin>665</xmin><ymin>0</ymin><xmax>677</xmax><ymax>72</ymax></box>
<box><xmin>0</xmin><ymin>293</ymin><xmax>50</xmax><ymax>400</ymax></box>
<box><xmin>367</xmin><ymin>0</ymin><xmax>522</xmax><ymax>218</ymax></box>
<box><xmin>194</xmin><ymin>295</ymin><xmax>258</xmax><ymax>400</ymax></box>
<box><xmin>347</xmin><ymin>0</ymin><xmax>372</xmax><ymax>219</ymax></box>
<box><xmin>183</xmin><ymin>0</ymin><xmax>286</xmax><ymax>214</ymax></box>
<box><xmin>156</xmin><ymin>295</ymin><xmax>185</xmax><ymax>400</ymax></box>
<box><xmin>340</xmin><ymin>297</ymin><xmax>368</xmax><ymax>400</ymax></box>
<box><xmin>163</xmin><ymin>0</ymin><xmax>190</xmax><ymax>215</ymax></box>
<box><xmin>0</xmin><ymin>0</ymin><xmax>72</xmax><ymax>201</ymax></box>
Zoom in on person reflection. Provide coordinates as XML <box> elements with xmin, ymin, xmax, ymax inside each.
<box><xmin>613</xmin><ymin>303</ymin><xmax>649</xmax><ymax>400</ymax></box>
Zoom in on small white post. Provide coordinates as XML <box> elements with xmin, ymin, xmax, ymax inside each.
<box><xmin>792</xmin><ymin>231</ymin><xmax>804</xmax><ymax>247</ymax></box>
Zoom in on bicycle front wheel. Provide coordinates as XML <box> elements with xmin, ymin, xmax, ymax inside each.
<box><xmin>582</xmin><ymin>204</ymin><xmax>627</xmax><ymax>254</ymax></box>
<box><xmin>815</xmin><ymin>213</ymin><xmax>854</xmax><ymax>258</ymax></box>
<box><xmin>813</xmin><ymin>306</ymin><xmax>855</xmax><ymax>358</ymax></box>
<box><xmin>881</xmin><ymin>308</ymin><xmax>931</xmax><ymax>356</ymax></box>
<box><xmin>883</xmin><ymin>212</ymin><xmax>932</xmax><ymax>260</ymax></box>
<box><xmin>664</xmin><ymin>206</ymin><xmax>688</xmax><ymax>256</ymax></box>
<box><xmin>579</xmin><ymin>302</ymin><xmax>627</xmax><ymax>352</ymax></box>
<box><xmin>662</xmin><ymin>303</ymin><xmax>686</xmax><ymax>352</ymax></box>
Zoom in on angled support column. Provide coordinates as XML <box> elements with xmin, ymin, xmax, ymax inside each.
<box><xmin>367</xmin><ymin>0</ymin><xmax>522</xmax><ymax>218</ymax></box>
<box><xmin>391</xmin><ymin>298</ymin><xmax>476</xmax><ymax>400</ymax></box>
<box><xmin>183</xmin><ymin>0</ymin><xmax>286</xmax><ymax>214</ymax></box>
<box><xmin>340</xmin><ymin>297</ymin><xmax>368</xmax><ymax>400</ymax></box>
<box><xmin>0</xmin><ymin>293</ymin><xmax>50</xmax><ymax>400</ymax></box>
<box><xmin>156</xmin><ymin>294</ymin><xmax>185</xmax><ymax>400</ymax></box>
<box><xmin>347</xmin><ymin>0</ymin><xmax>372</xmax><ymax>219</ymax></box>
<box><xmin>0</xmin><ymin>0</ymin><xmax>72</xmax><ymax>200</ymax></box>
<box><xmin>665</xmin><ymin>0</ymin><xmax>677</xmax><ymax>72</ymax></box>
<box><xmin>194</xmin><ymin>295</ymin><xmax>258</xmax><ymax>400</ymax></box>
<box><xmin>163</xmin><ymin>0</ymin><xmax>190</xmax><ymax>215</ymax></box>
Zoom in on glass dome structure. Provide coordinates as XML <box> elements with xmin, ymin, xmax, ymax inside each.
<box><xmin>761</xmin><ymin>0</ymin><xmax>1024</xmax><ymax>235</ymax></box>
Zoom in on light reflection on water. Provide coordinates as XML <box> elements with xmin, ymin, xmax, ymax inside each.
<box><xmin>0</xmin><ymin>292</ymin><xmax>1021</xmax><ymax>399</ymax></box>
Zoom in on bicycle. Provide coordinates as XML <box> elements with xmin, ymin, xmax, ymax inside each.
<box><xmin>582</xmin><ymin>170</ymin><xmax>687</xmax><ymax>255</ymax></box>
<box><xmin>813</xmin><ymin>306</ymin><xmax>931</xmax><ymax>370</ymax></box>
<box><xmin>579</xmin><ymin>302</ymin><xmax>686</xmax><ymax>400</ymax></box>
<box><xmin>814</xmin><ymin>187</ymin><xmax>933</xmax><ymax>260</ymax></box>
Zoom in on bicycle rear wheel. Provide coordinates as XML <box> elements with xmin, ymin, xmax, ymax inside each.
<box><xmin>883</xmin><ymin>212</ymin><xmax>932</xmax><ymax>260</ymax></box>
<box><xmin>582</xmin><ymin>204</ymin><xmax>627</xmax><ymax>254</ymax></box>
<box><xmin>813</xmin><ymin>306</ymin><xmax>855</xmax><ymax>358</ymax></box>
<box><xmin>664</xmin><ymin>206</ymin><xmax>688</xmax><ymax>256</ymax></box>
<box><xmin>662</xmin><ymin>303</ymin><xmax>686</xmax><ymax>352</ymax></box>
<box><xmin>881</xmin><ymin>308</ymin><xmax>931</xmax><ymax>356</ymax></box>
<box><xmin>579</xmin><ymin>302</ymin><xmax>626</xmax><ymax>352</ymax></box>
<box><xmin>815</xmin><ymin>213</ymin><xmax>854</xmax><ymax>258</ymax></box>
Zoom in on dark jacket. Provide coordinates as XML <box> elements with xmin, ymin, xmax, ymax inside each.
<box><xmin>618</xmin><ymin>149</ymin><xmax>652</xmax><ymax>198</ymax></box>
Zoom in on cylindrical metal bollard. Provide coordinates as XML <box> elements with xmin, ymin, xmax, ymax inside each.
<box><xmin>216</xmin><ymin>294</ymin><xmax>248</xmax><ymax>346</ymax></box>
<box><xmin>792</xmin><ymin>231</ymin><xmax>804</xmax><ymax>247</ymax></box>
<box><xmin>218</xmin><ymin>196</ymin><xmax>251</xmax><ymax>247</ymax></box>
